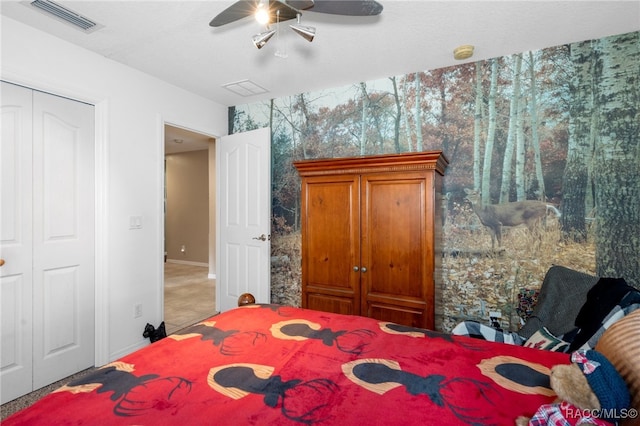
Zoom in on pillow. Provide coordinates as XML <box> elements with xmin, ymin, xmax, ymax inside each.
<box><xmin>518</xmin><ymin>265</ymin><xmax>598</xmax><ymax>339</ymax></box>
<box><xmin>595</xmin><ymin>309</ymin><xmax>640</xmax><ymax>425</ymax></box>
<box><xmin>523</xmin><ymin>327</ymin><xmax>570</xmax><ymax>352</ymax></box>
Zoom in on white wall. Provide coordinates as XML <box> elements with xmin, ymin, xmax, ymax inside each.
<box><xmin>1</xmin><ymin>16</ymin><xmax>228</xmax><ymax>363</ymax></box>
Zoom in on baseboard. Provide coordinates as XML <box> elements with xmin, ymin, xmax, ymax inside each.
<box><xmin>165</xmin><ymin>259</ymin><xmax>208</xmax><ymax>268</ymax></box>
<box><xmin>110</xmin><ymin>339</ymin><xmax>147</xmax><ymax>363</ymax></box>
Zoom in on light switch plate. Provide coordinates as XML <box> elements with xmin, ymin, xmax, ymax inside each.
<box><xmin>129</xmin><ymin>215</ymin><xmax>143</xmax><ymax>229</ymax></box>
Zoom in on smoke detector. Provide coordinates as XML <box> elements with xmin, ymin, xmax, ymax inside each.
<box><xmin>453</xmin><ymin>45</ymin><xmax>474</xmax><ymax>60</ymax></box>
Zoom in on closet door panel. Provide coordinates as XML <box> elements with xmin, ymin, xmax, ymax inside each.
<box><xmin>0</xmin><ymin>82</ymin><xmax>34</xmax><ymax>403</ymax></box>
<box><xmin>41</xmin><ymin>266</ymin><xmax>80</xmax><ymax>353</ymax></box>
<box><xmin>32</xmin><ymin>90</ymin><xmax>95</xmax><ymax>389</ymax></box>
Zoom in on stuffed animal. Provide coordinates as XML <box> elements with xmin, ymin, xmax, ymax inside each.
<box><xmin>143</xmin><ymin>321</ymin><xmax>167</xmax><ymax>343</ymax></box>
<box><xmin>516</xmin><ymin>349</ymin><xmax>631</xmax><ymax>426</ymax></box>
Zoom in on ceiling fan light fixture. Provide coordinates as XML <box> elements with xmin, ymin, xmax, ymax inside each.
<box><xmin>290</xmin><ymin>23</ymin><xmax>315</xmax><ymax>42</ymax></box>
<box><xmin>252</xmin><ymin>28</ymin><xmax>276</xmax><ymax>49</ymax></box>
<box><xmin>290</xmin><ymin>14</ymin><xmax>315</xmax><ymax>42</ymax></box>
<box><xmin>255</xmin><ymin>1</ymin><xmax>270</xmax><ymax>25</ymax></box>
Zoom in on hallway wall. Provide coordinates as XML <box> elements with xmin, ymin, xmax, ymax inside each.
<box><xmin>165</xmin><ymin>150</ymin><xmax>209</xmax><ymax>264</ymax></box>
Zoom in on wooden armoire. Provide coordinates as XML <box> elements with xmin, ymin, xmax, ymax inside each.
<box><xmin>294</xmin><ymin>151</ymin><xmax>448</xmax><ymax>330</ymax></box>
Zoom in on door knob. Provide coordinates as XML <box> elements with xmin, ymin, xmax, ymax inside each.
<box><xmin>252</xmin><ymin>234</ymin><xmax>268</xmax><ymax>241</ymax></box>
<box><xmin>353</xmin><ymin>266</ymin><xmax>359</xmax><ymax>272</ymax></box>
<box><xmin>0</xmin><ymin>259</ymin><xmax>4</xmax><ymax>267</ymax></box>
<box><xmin>361</xmin><ymin>267</ymin><xmax>367</xmax><ymax>273</ymax></box>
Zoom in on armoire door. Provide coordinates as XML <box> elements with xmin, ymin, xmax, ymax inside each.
<box><xmin>1</xmin><ymin>82</ymin><xmax>95</xmax><ymax>403</ymax></box>
<box><xmin>300</xmin><ymin>174</ymin><xmax>360</xmax><ymax>315</ymax></box>
<box><xmin>360</xmin><ymin>171</ymin><xmax>435</xmax><ymax>329</ymax></box>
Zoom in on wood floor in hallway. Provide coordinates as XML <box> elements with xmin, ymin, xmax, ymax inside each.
<box><xmin>164</xmin><ymin>262</ymin><xmax>216</xmax><ymax>335</ymax></box>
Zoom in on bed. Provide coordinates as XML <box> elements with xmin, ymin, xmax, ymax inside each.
<box><xmin>1</xmin><ymin>305</ymin><xmax>611</xmax><ymax>425</ymax></box>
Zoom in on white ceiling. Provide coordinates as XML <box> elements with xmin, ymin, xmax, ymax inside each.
<box><xmin>3</xmin><ymin>0</ymin><xmax>639</xmax><ymax>108</ymax></box>
<box><xmin>2</xmin><ymin>0</ymin><xmax>639</xmax><ymax>153</ymax></box>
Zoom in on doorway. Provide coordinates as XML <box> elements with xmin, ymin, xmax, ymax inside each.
<box><xmin>163</xmin><ymin>124</ymin><xmax>216</xmax><ymax>334</ymax></box>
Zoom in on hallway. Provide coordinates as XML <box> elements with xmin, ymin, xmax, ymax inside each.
<box><xmin>164</xmin><ymin>262</ymin><xmax>216</xmax><ymax>334</ymax></box>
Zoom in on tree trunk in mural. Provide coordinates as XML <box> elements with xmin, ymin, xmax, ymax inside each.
<box><xmin>401</xmin><ymin>78</ymin><xmax>413</xmax><ymax>150</ymax></box>
<box><xmin>481</xmin><ymin>59</ymin><xmax>498</xmax><ymax>204</ymax></box>
<box><xmin>228</xmin><ymin>105</ymin><xmax>236</xmax><ymax>134</ymax></box>
<box><xmin>372</xmin><ymin>107</ymin><xmax>386</xmax><ymax>154</ymax></box>
<box><xmin>437</xmin><ymin>72</ymin><xmax>449</xmax><ymax>155</ymax></box>
<box><xmin>390</xmin><ymin>76</ymin><xmax>402</xmax><ymax>153</ymax></box>
<box><xmin>414</xmin><ymin>73</ymin><xmax>423</xmax><ymax>151</ymax></box>
<box><xmin>514</xmin><ymin>54</ymin><xmax>527</xmax><ymax>201</ymax></box>
<box><xmin>297</xmin><ymin>94</ymin><xmax>311</xmax><ymax>159</ymax></box>
<box><xmin>593</xmin><ymin>32</ymin><xmax>640</xmax><ymax>288</ymax></box>
<box><xmin>270</xmin><ymin>98</ymin><xmax>274</xmax><ymax>145</ymax></box>
<box><xmin>473</xmin><ymin>62</ymin><xmax>482</xmax><ymax>191</ymax></box>
<box><xmin>529</xmin><ymin>51</ymin><xmax>545</xmax><ymax>201</ymax></box>
<box><xmin>500</xmin><ymin>54</ymin><xmax>521</xmax><ymax>203</ymax></box>
<box><xmin>563</xmin><ymin>40</ymin><xmax>594</xmax><ymax>243</ymax></box>
<box><xmin>360</xmin><ymin>82</ymin><xmax>369</xmax><ymax>155</ymax></box>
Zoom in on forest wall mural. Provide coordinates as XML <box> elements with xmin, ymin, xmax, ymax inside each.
<box><xmin>229</xmin><ymin>30</ymin><xmax>640</xmax><ymax>332</ymax></box>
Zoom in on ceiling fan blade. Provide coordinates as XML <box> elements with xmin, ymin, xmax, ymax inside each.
<box><xmin>284</xmin><ymin>0</ymin><xmax>316</xmax><ymax>12</ymax></box>
<box><xmin>210</xmin><ymin>0</ymin><xmax>307</xmax><ymax>27</ymax></box>
<box><xmin>295</xmin><ymin>0</ymin><xmax>383</xmax><ymax>16</ymax></box>
<box><xmin>210</xmin><ymin>1</ymin><xmax>259</xmax><ymax>27</ymax></box>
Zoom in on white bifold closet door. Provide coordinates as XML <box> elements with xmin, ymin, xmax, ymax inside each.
<box><xmin>1</xmin><ymin>81</ymin><xmax>95</xmax><ymax>404</ymax></box>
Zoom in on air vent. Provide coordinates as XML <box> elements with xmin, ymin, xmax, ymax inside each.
<box><xmin>28</xmin><ymin>0</ymin><xmax>102</xmax><ymax>32</ymax></box>
<box><xmin>222</xmin><ymin>80</ymin><xmax>269</xmax><ymax>97</ymax></box>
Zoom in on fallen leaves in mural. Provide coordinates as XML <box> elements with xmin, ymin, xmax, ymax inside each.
<box><xmin>441</xmin><ymin>200</ymin><xmax>595</xmax><ymax>332</ymax></box>
<box><xmin>269</xmin><ymin>200</ymin><xmax>597</xmax><ymax>334</ymax></box>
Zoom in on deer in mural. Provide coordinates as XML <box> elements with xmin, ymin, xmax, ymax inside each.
<box><xmin>464</xmin><ymin>188</ymin><xmax>561</xmax><ymax>249</ymax></box>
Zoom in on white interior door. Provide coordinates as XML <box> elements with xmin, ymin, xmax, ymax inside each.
<box><xmin>216</xmin><ymin>127</ymin><xmax>271</xmax><ymax>312</ymax></box>
<box><xmin>31</xmin><ymin>89</ymin><xmax>95</xmax><ymax>389</ymax></box>
<box><xmin>1</xmin><ymin>82</ymin><xmax>35</xmax><ymax>403</ymax></box>
<box><xmin>0</xmin><ymin>82</ymin><xmax>95</xmax><ymax>403</ymax></box>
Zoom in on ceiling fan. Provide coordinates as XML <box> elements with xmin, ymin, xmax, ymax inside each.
<box><xmin>210</xmin><ymin>0</ymin><xmax>383</xmax><ymax>49</ymax></box>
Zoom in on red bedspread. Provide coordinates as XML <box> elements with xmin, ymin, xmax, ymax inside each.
<box><xmin>4</xmin><ymin>305</ymin><xmax>570</xmax><ymax>425</ymax></box>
